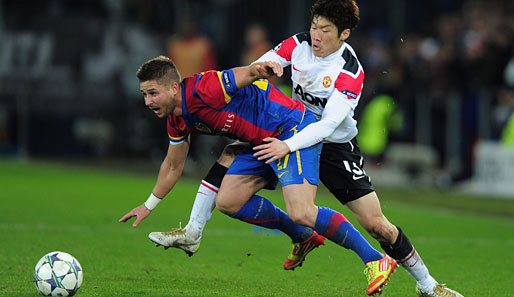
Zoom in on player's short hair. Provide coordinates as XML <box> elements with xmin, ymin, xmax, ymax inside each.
<box><xmin>136</xmin><ymin>56</ymin><xmax>181</xmax><ymax>86</ymax></box>
<box><xmin>311</xmin><ymin>0</ymin><xmax>360</xmax><ymax>34</ymax></box>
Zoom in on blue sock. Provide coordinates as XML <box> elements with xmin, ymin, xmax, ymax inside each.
<box><xmin>231</xmin><ymin>195</ymin><xmax>312</xmax><ymax>243</ymax></box>
<box><xmin>314</xmin><ymin>206</ymin><xmax>382</xmax><ymax>264</ymax></box>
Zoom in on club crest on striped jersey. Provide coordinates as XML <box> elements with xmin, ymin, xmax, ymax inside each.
<box><xmin>322</xmin><ymin>76</ymin><xmax>332</xmax><ymax>88</ymax></box>
<box><xmin>194</xmin><ymin>122</ymin><xmax>212</xmax><ymax>134</ymax></box>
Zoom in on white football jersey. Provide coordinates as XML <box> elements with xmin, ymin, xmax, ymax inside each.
<box><xmin>256</xmin><ymin>32</ymin><xmax>364</xmax><ymax>144</ymax></box>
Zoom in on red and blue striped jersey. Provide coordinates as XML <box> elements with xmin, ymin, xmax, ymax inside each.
<box><xmin>167</xmin><ymin>69</ymin><xmax>306</xmax><ymax>145</ymax></box>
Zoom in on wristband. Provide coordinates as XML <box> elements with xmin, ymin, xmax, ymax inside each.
<box><xmin>144</xmin><ymin>193</ymin><xmax>162</xmax><ymax>210</ymax></box>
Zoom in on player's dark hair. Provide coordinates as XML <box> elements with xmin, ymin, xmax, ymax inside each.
<box><xmin>311</xmin><ymin>0</ymin><xmax>360</xmax><ymax>34</ymax></box>
<box><xmin>136</xmin><ymin>55</ymin><xmax>181</xmax><ymax>85</ymax></box>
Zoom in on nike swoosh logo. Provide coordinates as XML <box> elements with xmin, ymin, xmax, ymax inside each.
<box><xmin>352</xmin><ymin>175</ymin><xmax>366</xmax><ymax>180</ymax></box>
<box><xmin>278</xmin><ymin>172</ymin><xmax>287</xmax><ymax>178</ymax></box>
<box><xmin>292</xmin><ymin>65</ymin><xmax>302</xmax><ymax>72</ymax></box>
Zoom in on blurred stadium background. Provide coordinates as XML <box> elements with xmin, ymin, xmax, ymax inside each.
<box><xmin>1</xmin><ymin>0</ymin><xmax>514</xmax><ymax>199</ymax></box>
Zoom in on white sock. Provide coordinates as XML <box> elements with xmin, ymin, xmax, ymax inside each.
<box><xmin>399</xmin><ymin>248</ymin><xmax>436</xmax><ymax>289</ymax></box>
<box><xmin>185</xmin><ymin>180</ymin><xmax>217</xmax><ymax>238</ymax></box>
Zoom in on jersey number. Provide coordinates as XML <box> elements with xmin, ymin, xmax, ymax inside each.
<box><xmin>342</xmin><ymin>160</ymin><xmax>367</xmax><ymax>181</ymax></box>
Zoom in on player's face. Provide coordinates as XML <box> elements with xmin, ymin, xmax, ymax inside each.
<box><xmin>140</xmin><ymin>80</ymin><xmax>177</xmax><ymax>118</ymax></box>
<box><xmin>310</xmin><ymin>16</ymin><xmax>349</xmax><ymax>57</ymax></box>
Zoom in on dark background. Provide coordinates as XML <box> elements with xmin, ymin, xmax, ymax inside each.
<box><xmin>1</xmin><ymin>0</ymin><xmax>513</xmax><ymax>189</ymax></box>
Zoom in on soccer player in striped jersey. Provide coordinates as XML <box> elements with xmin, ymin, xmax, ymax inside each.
<box><xmin>148</xmin><ymin>1</ymin><xmax>464</xmax><ymax>297</ymax></box>
<box><xmin>119</xmin><ymin>55</ymin><xmax>397</xmax><ymax>295</ymax></box>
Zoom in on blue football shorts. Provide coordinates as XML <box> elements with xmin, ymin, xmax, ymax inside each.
<box><xmin>226</xmin><ymin>110</ymin><xmax>322</xmax><ymax>189</ymax></box>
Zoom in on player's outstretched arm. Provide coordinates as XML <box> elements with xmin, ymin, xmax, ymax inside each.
<box><xmin>232</xmin><ymin>61</ymin><xmax>283</xmax><ymax>89</ymax></box>
<box><xmin>119</xmin><ymin>139</ymin><xmax>190</xmax><ymax>227</ymax></box>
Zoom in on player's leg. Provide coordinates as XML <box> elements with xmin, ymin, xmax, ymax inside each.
<box><xmin>215</xmin><ymin>146</ymin><xmax>325</xmax><ymax>267</ymax></box>
<box><xmin>184</xmin><ymin>142</ymin><xmax>245</xmax><ymax>237</ymax></box>
<box><xmin>320</xmin><ymin>140</ymin><xmax>462</xmax><ymax>297</ymax></box>
<box><xmin>281</xmin><ymin>180</ymin><xmax>396</xmax><ymax>296</ymax></box>
<box><xmin>346</xmin><ymin>193</ymin><xmax>463</xmax><ymax>297</ymax></box>
<box><xmin>217</xmin><ymin>175</ymin><xmax>314</xmax><ymax>243</ymax></box>
<box><xmin>275</xmin><ymin>142</ymin><xmax>396</xmax><ymax>296</ymax></box>
<box><xmin>282</xmin><ymin>181</ymin><xmax>383</xmax><ymax>263</ymax></box>
<box><xmin>148</xmin><ymin>142</ymin><xmax>245</xmax><ymax>255</ymax></box>
<box><xmin>276</xmin><ymin>141</ymin><xmax>383</xmax><ymax>264</ymax></box>
<box><xmin>346</xmin><ymin>194</ymin><xmax>432</xmax><ymax>278</ymax></box>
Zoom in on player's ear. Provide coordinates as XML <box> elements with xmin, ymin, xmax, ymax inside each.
<box><xmin>170</xmin><ymin>81</ymin><xmax>180</xmax><ymax>95</ymax></box>
<box><xmin>340</xmin><ymin>29</ymin><xmax>351</xmax><ymax>41</ymax></box>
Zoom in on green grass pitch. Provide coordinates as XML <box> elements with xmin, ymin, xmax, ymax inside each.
<box><xmin>1</xmin><ymin>158</ymin><xmax>513</xmax><ymax>296</ymax></box>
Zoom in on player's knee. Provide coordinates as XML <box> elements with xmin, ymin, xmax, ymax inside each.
<box><xmin>215</xmin><ymin>196</ymin><xmax>232</xmax><ymax>214</ymax></box>
<box><xmin>215</xmin><ymin>200</ymin><xmax>236</xmax><ymax>216</ymax></box>
<box><xmin>215</xmin><ymin>195</ymin><xmax>241</xmax><ymax>216</ymax></box>
<box><xmin>363</xmin><ymin>217</ymin><xmax>395</xmax><ymax>243</ymax></box>
<box><xmin>288</xmin><ymin>209</ymin><xmax>315</xmax><ymax>228</ymax></box>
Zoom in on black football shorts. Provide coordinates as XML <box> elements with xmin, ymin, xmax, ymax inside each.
<box><xmin>319</xmin><ymin>138</ymin><xmax>374</xmax><ymax>205</ymax></box>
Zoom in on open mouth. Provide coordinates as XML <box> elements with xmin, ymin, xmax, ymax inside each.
<box><xmin>150</xmin><ymin>107</ymin><xmax>161</xmax><ymax>114</ymax></box>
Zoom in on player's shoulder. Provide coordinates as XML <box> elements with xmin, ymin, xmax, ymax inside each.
<box><xmin>193</xmin><ymin>70</ymin><xmax>222</xmax><ymax>90</ymax></box>
<box><xmin>271</xmin><ymin>32</ymin><xmax>311</xmax><ymax>62</ymax></box>
<box><xmin>338</xmin><ymin>42</ymin><xmax>362</xmax><ymax>76</ymax></box>
<box><xmin>192</xmin><ymin>69</ymin><xmax>234</xmax><ymax>108</ymax></box>
<box><xmin>292</xmin><ymin>32</ymin><xmax>311</xmax><ymax>46</ymax></box>
<box><xmin>196</xmin><ymin>70</ymin><xmax>219</xmax><ymax>81</ymax></box>
<box><xmin>277</xmin><ymin>32</ymin><xmax>311</xmax><ymax>50</ymax></box>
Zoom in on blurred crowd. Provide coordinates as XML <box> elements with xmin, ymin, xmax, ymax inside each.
<box><xmin>353</xmin><ymin>0</ymin><xmax>514</xmax><ymax>181</ymax></box>
<box><xmin>0</xmin><ymin>0</ymin><xmax>513</xmax><ymax>182</ymax></box>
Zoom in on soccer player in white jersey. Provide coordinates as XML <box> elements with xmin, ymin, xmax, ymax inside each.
<box><xmin>147</xmin><ymin>1</ymin><xmax>463</xmax><ymax>296</ymax></box>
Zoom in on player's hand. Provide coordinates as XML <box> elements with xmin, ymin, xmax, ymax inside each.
<box><xmin>253</xmin><ymin>137</ymin><xmax>290</xmax><ymax>164</ymax></box>
<box><xmin>119</xmin><ymin>204</ymin><xmax>151</xmax><ymax>228</ymax></box>
<box><xmin>255</xmin><ymin>61</ymin><xmax>283</xmax><ymax>79</ymax></box>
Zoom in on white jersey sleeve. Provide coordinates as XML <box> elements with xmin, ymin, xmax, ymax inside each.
<box><xmin>284</xmin><ymin>91</ymin><xmax>352</xmax><ymax>152</ymax></box>
<box><xmin>254</xmin><ymin>34</ymin><xmax>302</xmax><ymax>67</ymax></box>
<box><xmin>254</xmin><ymin>51</ymin><xmax>289</xmax><ymax>67</ymax></box>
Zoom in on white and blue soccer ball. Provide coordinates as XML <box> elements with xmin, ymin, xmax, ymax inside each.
<box><xmin>33</xmin><ymin>251</ymin><xmax>83</xmax><ymax>296</ymax></box>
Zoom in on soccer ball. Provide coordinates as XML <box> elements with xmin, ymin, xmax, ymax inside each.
<box><xmin>33</xmin><ymin>251</ymin><xmax>83</xmax><ymax>296</ymax></box>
